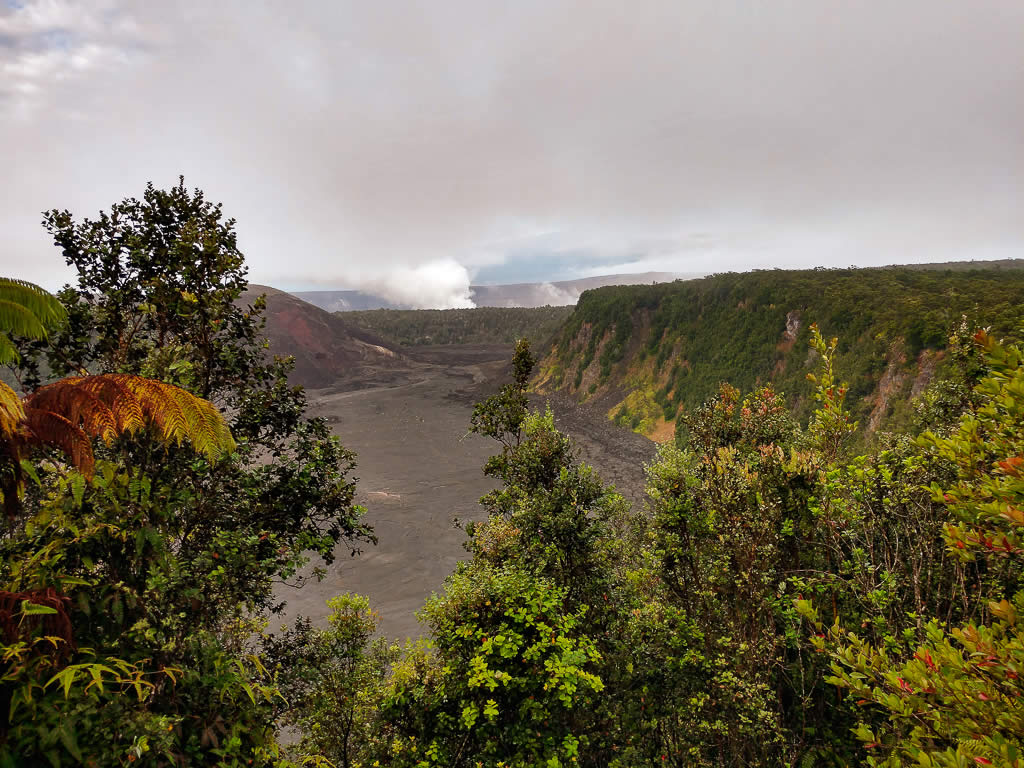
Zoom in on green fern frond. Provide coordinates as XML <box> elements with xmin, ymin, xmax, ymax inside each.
<box><xmin>162</xmin><ymin>384</ymin><xmax>224</xmax><ymax>458</ymax></box>
<box><xmin>0</xmin><ymin>299</ymin><xmax>51</xmax><ymax>342</ymax></box>
<box><xmin>0</xmin><ymin>279</ymin><xmax>67</xmax><ymax>328</ymax></box>
<box><xmin>0</xmin><ymin>334</ymin><xmax>20</xmax><ymax>367</ymax></box>
<box><xmin>956</xmin><ymin>739</ymin><xmax>997</xmax><ymax>759</ymax></box>
<box><xmin>0</xmin><ymin>278</ymin><xmax>68</xmax><ymax>364</ymax></box>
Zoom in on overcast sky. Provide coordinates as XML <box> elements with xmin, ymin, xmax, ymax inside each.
<box><xmin>2</xmin><ymin>1</ymin><xmax>1022</xmax><ymax>307</ymax></box>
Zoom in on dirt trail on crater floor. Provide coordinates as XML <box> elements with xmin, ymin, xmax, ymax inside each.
<box><xmin>277</xmin><ymin>344</ymin><xmax>658</xmax><ymax>641</ymax></box>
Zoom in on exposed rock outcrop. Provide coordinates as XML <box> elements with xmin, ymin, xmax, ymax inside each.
<box><xmin>867</xmin><ymin>342</ymin><xmax>907</xmax><ymax>433</ymax></box>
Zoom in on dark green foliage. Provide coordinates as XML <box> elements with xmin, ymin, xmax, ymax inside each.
<box><xmin>646</xmin><ymin>385</ymin><xmax>827</xmax><ymax>765</ymax></box>
<box><xmin>548</xmin><ymin>266</ymin><xmax>1024</xmax><ymax>433</ymax></box>
<box><xmin>1</xmin><ymin>180</ymin><xmax>372</xmax><ymax>766</ymax></box>
<box><xmin>822</xmin><ymin>330</ymin><xmax>1024</xmax><ymax>766</ymax></box>
<box><xmin>262</xmin><ymin>594</ymin><xmax>397</xmax><ymax>768</ymax></box>
<box><xmin>469</xmin><ymin>338</ymin><xmax>535</xmax><ymax>453</ymax></box>
<box><xmin>627</xmin><ymin>325</ymin><xmax>1020</xmax><ymax>766</ymax></box>
<box><xmin>35</xmin><ymin>176</ymin><xmax>373</xmax><ymax>583</ymax></box>
<box><xmin>39</xmin><ymin>178</ymin><xmax>252</xmax><ymax>395</ymax></box>
<box><xmin>9</xmin><ymin>184</ymin><xmax>1024</xmax><ymax>767</ymax></box>
<box><xmin>344</xmin><ymin>305</ymin><xmax>574</xmax><ymax>348</ymax></box>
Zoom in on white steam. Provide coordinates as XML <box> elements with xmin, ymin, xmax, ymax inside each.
<box><xmin>535</xmin><ymin>283</ymin><xmax>580</xmax><ymax>306</ymax></box>
<box><xmin>357</xmin><ymin>259</ymin><xmax>476</xmax><ymax>309</ymax></box>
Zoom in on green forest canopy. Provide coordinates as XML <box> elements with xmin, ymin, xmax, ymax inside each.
<box><xmin>344</xmin><ymin>305</ymin><xmax>574</xmax><ymax>348</ymax></box>
<box><xmin>545</xmin><ymin>266</ymin><xmax>1024</xmax><ymax>432</ymax></box>
<box><xmin>3</xmin><ymin>180</ymin><xmax>1024</xmax><ymax>768</ymax></box>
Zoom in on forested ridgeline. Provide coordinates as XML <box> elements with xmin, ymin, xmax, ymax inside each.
<box><xmin>2</xmin><ymin>181</ymin><xmax>1024</xmax><ymax>768</ymax></box>
<box><xmin>537</xmin><ymin>265</ymin><xmax>1024</xmax><ymax>439</ymax></box>
<box><xmin>343</xmin><ymin>305</ymin><xmax>575</xmax><ymax>348</ymax></box>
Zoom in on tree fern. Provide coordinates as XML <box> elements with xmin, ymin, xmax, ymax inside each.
<box><xmin>23</xmin><ymin>374</ymin><xmax>236</xmax><ymax>470</ymax></box>
<box><xmin>0</xmin><ymin>278</ymin><xmax>234</xmax><ymax>514</ymax></box>
<box><xmin>20</xmin><ymin>409</ymin><xmax>97</xmax><ymax>478</ymax></box>
<box><xmin>0</xmin><ymin>279</ymin><xmax>67</xmax><ymax>364</ymax></box>
<box><xmin>0</xmin><ymin>374</ymin><xmax>235</xmax><ymax>515</ymax></box>
<box><xmin>0</xmin><ymin>381</ymin><xmax>25</xmax><ymax>440</ymax></box>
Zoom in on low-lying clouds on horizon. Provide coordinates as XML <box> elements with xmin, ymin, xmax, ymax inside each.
<box><xmin>2</xmin><ymin>0</ymin><xmax>1021</xmax><ymax>307</ymax></box>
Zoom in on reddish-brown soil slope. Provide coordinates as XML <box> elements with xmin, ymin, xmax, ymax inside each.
<box><xmin>240</xmin><ymin>285</ymin><xmax>404</xmax><ymax>388</ymax></box>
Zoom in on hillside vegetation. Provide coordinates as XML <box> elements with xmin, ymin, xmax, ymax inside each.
<box><xmin>345</xmin><ymin>305</ymin><xmax>574</xmax><ymax>347</ymax></box>
<box><xmin>9</xmin><ymin>182</ymin><xmax>1024</xmax><ymax>768</ymax></box>
<box><xmin>536</xmin><ymin>266</ymin><xmax>1024</xmax><ymax>438</ymax></box>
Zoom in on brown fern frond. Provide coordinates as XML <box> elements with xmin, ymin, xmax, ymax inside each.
<box><xmin>2</xmin><ymin>404</ymin><xmax>92</xmax><ymax>518</ymax></box>
<box><xmin>65</xmin><ymin>375</ymin><xmax>146</xmax><ymax>436</ymax></box>
<box><xmin>26</xmin><ymin>377</ymin><xmax>119</xmax><ymax>445</ymax></box>
<box><xmin>23</xmin><ymin>408</ymin><xmax>94</xmax><ymax>478</ymax></box>
<box><xmin>0</xmin><ymin>375</ymin><xmax>233</xmax><ymax>517</ymax></box>
<box><xmin>22</xmin><ymin>374</ymin><xmax>235</xmax><ymax>461</ymax></box>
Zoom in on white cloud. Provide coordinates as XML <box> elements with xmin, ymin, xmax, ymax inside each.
<box><xmin>0</xmin><ymin>0</ymin><xmax>1021</xmax><ymax>305</ymax></box>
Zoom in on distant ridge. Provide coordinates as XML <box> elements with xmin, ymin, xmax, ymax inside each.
<box><xmin>290</xmin><ymin>262</ymin><xmax>1024</xmax><ymax>312</ymax></box>
<box><xmin>292</xmin><ymin>272</ymin><xmax>693</xmax><ymax>311</ymax></box>
<box><xmin>887</xmin><ymin>257</ymin><xmax>1024</xmax><ymax>272</ymax></box>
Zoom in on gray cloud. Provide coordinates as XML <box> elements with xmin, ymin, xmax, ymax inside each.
<box><xmin>1</xmin><ymin>0</ymin><xmax>1022</xmax><ymax>306</ymax></box>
